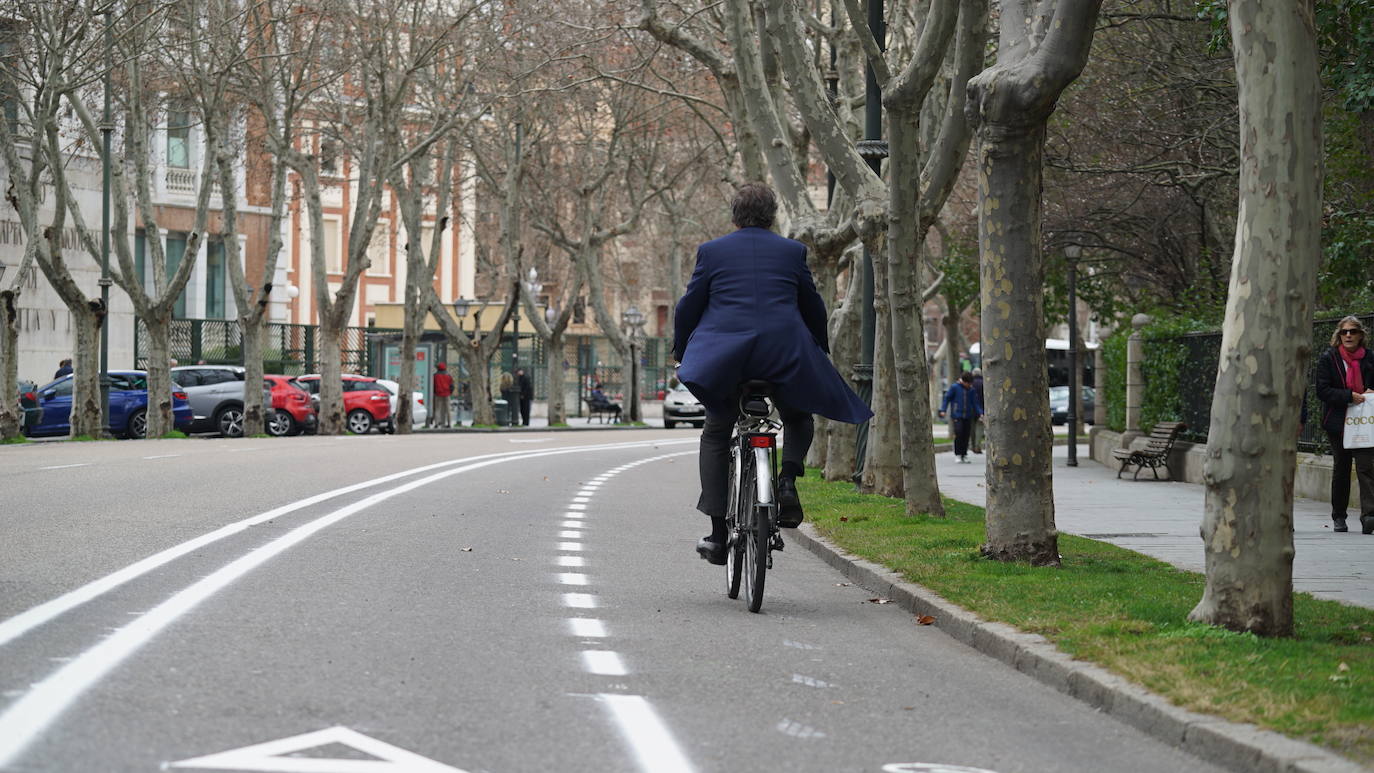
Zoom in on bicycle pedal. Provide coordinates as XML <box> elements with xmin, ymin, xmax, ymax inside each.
<box><xmin>771</xmin><ymin>534</ymin><xmax>785</xmax><ymax>551</ymax></box>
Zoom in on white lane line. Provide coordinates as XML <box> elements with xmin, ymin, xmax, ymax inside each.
<box><xmin>562</xmin><ymin>593</ymin><xmax>597</xmax><ymax>609</ymax></box>
<box><xmin>571</xmin><ymin>496</ymin><xmax>591</xmax><ymax>503</ymax></box>
<box><xmin>598</xmin><ymin>694</ymin><xmax>695</xmax><ymax>773</ymax></box>
<box><xmin>576</xmin><ymin>490</ymin><xmax>597</xmax><ymax>497</ymax></box>
<box><xmin>0</xmin><ymin>440</ymin><xmax>696</xmax><ymax>768</ymax></box>
<box><xmin>0</xmin><ymin>438</ymin><xmax>694</xmax><ymax>651</ymax></box>
<box><xmin>560</xmin><ymin>521</ymin><xmax>584</xmax><ymax>529</ymax></box>
<box><xmin>557</xmin><ymin>574</ymin><xmax>589</xmax><ymax>586</ymax></box>
<box><xmin>564</xmin><ymin>512</ymin><xmax>585</xmax><ymax>519</ymax></box>
<box><xmin>567</xmin><ymin>504</ymin><xmax>587</xmax><ymax>511</ymax></box>
<box><xmin>557</xmin><ymin>542</ymin><xmax>584</xmax><ymax>552</ymax></box>
<box><xmin>38</xmin><ymin>463</ymin><xmax>91</xmax><ymax>470</ymax></box>
<box><xmin>142</xmin><ymin>454</ymin><xmax>181</xmax><ymax>460</ymax></box>
<box><xmin>776</xmin><ymin>719</ymin><xmax>827</xmax><ymax>739</ymax></box>
<box><xmin>227</xmin><ymin>447</ymin><xmax>259</xmax><ymax>453</ymax></box>
<box><xmin>558</xmin><ymin>530</ymin><xmax>582</xmax><ymax>539</ymax></box>
<box><xmin>556</xmin><ymin>556</ymin><xmax>585</xmax><ymax>567</ymax></box>
<box><xmin>582</xmin><ymin>650</ymin><xmax>627</xmax><ymax>676</ymax></box>
<box><xmin>568</xmin><ymin>618</ymin><xmax>606</xmax><ymax>638</ymax></box>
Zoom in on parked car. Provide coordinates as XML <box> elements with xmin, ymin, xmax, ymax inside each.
<box><xmin>663</xmin><ymin>383</ymin><xmax>705</xmax><ymax>429</ymax></box>
<box><xmin>293</xmin><ymin>374</ymin><xmax>392</xmax><ymax>434</ymax></box>
<box><xmin>377</xmin><ymin>378</ymin><xmax>427</xmax><ymax>430</ymax></box>
<box><xmin>17</xmin><ymin>379</ymin><xmax>42</xmax><ymax>435</ymax></box>
<box><xmin>171</xmin><ymin>365</ymin><xmax>274</xmax><ymax>438</ymax></box>
<box><xmin>26</xmin><ymin>371</ymin><xmax>192</xmax><ymax>438</ymax></box>
<box><xmin>264</xmin><ymin>374</ymin><xmax>317</xmax><ymax>437</ymax></box>
<box><xmin>1050</xmin><ymin>385</ymin><xmax>1096</xmax><ymax>425</ymax></box>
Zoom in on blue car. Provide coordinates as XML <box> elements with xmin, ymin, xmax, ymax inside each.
<box><xmin>27</xmin><ymin>370</ymin><xmax>194</xmax><ymax>439</ymax></box>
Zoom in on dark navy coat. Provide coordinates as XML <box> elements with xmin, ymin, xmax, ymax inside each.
<box><xmin>672</xmin><ymin>227</ymin><xmax>872</xmax><ymax>424</ymax></box>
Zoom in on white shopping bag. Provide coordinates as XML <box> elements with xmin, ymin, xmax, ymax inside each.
<box><xmin>1343</xmin><ymin>398</ymin><xmax>1374</xmax><ymax>449</ymax></box>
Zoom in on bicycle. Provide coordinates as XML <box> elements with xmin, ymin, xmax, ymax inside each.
<box><xmin>724</xmin><ymin>380</ymin><xmax>786</xmax><ymax>613</ymax></box>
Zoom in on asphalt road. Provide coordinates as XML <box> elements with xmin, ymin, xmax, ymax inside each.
<box><xmin>0</xmin><ymin>432</ymin><xmax>1228</xmax><ymax>773</ymax></box>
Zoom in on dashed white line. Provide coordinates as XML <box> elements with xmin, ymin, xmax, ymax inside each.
<box><xmin>568</xmin><ymin>618</ymin><xmax>607</xmax><ymax>638</ymax></box>
<box><xmin>564</xmin><ymin>512</ymin><xmax>585</xmax><ymax>519</ymax></box>
<box><xmin>556</xmin><ymin>556</ymin><xmax>585</xmax><ymax>567</ymax></box>
<box><xmin>142</xmin><ymin>454</ymin><xmax>181</xmax><ymax>460</ymax></box>
<box><xmin>582</xmin><ymin>650</ymin><xmax>627</xmax><ymax>676</ymax></box>
<box><xmin>557</xmin><ymin>542</ymin><xmax>584</xmax><ymax>552</ymax></box>
<box><xmin>562</xmin><ymin>593</ymin><xmax>598</xmax><ymax>609</ymax></box>
<box><xmin>560</xmin><ymin>521</ymin><xmax>584</xmax><ymax>529</ymax></box>
<box><xmin>572</xmin><ymin>496</ymin><xmax>591</xmax><ymax>503</ymax></box>
<box><xmin>557</xmin><ymin>574</ymin><xmax>589</xmax><ymax>586</ymax></box>
<box><xmin>558</xmin><ymin>530</ymin><xmax>582</xmax><ymax>539</ymax></box>
<box><xmin>598</xmin><ymin>694</ymin><xmax>695</xmax><ymax>773</ymax></box>
<box><xmin>38</xmin><ymin>463</ymin><xmax>91</xmax><ymax>470</ymax></box>
<box><xmin>567</xmin><ymin>504</ymin><xmax>587</xmax><ymax>511</ymax></box>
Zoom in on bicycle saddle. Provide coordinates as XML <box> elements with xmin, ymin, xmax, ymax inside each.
<box><xmin>738</xmin><ymin>380</ymin><xmax>775</xmax><ymax>417</ymax></box>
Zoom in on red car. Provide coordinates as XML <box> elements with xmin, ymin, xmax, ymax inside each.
<box><xmin>293</xmin><ymin>374</ymin><xmax>392</xmax><ymax>434</ymax></box>
<box><xmin>264</xmin><ymin>374</ymin><xmax>317</xmax><ymax>436</ymax></box>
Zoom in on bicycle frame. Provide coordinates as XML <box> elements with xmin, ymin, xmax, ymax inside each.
<box><xmin>725</xmin><ymin>388</ymin><xmax>782</xmax><ymax>612</ymax></box>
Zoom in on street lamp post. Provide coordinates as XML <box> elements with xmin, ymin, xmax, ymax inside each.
<box><xmin>1065</xmin><ymin>243</ymin><xmax>1083</xmax><ymax>467</ymax></box>
<box><xmin>852</xmin><ymin>0</ymin><xmax>887</xmax><ymax>481</ymax></box>
<box><xmin>99</xmin><ymin>9</ymin><xmax>113</xmax><ymax>436</ymax></box>
<box><xmin>621</xmin><ymin>305</ymin><xmax>646</xmax><ymax>424</ymax></box>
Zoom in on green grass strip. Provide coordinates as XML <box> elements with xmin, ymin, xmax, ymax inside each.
<box><xmin>797</xmin><ymin>471</ymin><xmax>1374</xmax><ymax>764</ymax></box>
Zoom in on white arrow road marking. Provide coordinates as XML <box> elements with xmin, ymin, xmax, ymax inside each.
<box><xmin>0</xmin><ymin>439</ymin><xmax>695</xmax><ymax>768</ymax></box>
<box><xmin>168</xmin><ymin>725</ymin><xmax>466</xmax><ymax>772</ymax></box>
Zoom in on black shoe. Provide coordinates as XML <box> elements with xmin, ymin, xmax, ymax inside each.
<box><xmin>1362</xmin><ymin>515</ymin><xmax>1374</xmax><ymax>535</ymax></box>
<box><xmin>1335</xmin><ymin>516</ymin><xmax>1349</xmax><ymax>533</ymax></box>
<box><xmin>776</xmin><ymin>476</ymin><xmax>803</xmax><ymax>528</ymax></box>
<box><xmin>696</xmin><ymin>537</ymin><xmax>727</xmax><ymax>565</ymax></box>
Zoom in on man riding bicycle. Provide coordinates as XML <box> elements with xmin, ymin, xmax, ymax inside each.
<box><xmin>672</xmin><ymin>184</ymin><xmax>873</xmax><ymax>565</ymax></box>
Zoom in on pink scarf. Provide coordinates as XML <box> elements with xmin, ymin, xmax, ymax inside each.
<box><xmin>1339</xmin><ymin>345</ymin><xmax>1366</xmax><ymax>394</ymax></box>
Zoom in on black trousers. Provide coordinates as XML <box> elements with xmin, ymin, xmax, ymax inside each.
<box><xmin>1326</xmin><ymin>430</ymin><xmax>1374</xmax><ymax>519</ymax></box>
<box><xmin>697</xmin><ymin>403</ymin><xmax>813</xmax><ymax>518</ymax></box>
<box><xmin>951</xmin><ymin>417</ymin><xmax>974</xmax><ymax>457</ymax></box>
<box><xmin>519</xmin><ymin>397</ymin><xmax>532</xmax><ymax>426</ymax></box>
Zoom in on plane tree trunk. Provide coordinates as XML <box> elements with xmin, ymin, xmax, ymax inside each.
<box><xmin>1187</xmin><ymin>0</ymin><xmax>1322</xmax><ymax>637</ymax></box>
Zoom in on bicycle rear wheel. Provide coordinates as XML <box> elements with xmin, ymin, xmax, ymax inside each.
<box><xmin>726</xmin><ymin>445</ymin><xmax>745</xmax><ymax>599</ymax></box>
<box><xmin>740</xmin><ymin>471</ymin><xmax>769</xmax><ymax>613</ymax></box>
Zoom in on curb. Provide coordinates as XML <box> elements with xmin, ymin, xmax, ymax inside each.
<box><xmin>789</xmin><ymin>524</ymin><xmax>1370</xmax><ymax>773</ymax></box>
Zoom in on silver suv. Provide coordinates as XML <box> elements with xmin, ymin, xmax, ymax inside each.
<box><xmin>170</xmin><ymin>365</ymin><xmax>274</xmax><ymax>438</ymax></box>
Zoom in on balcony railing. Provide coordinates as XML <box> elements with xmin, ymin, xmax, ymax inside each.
<box><xmin>166</xmin><ymin>167</ymin><xmax>197</xmax><ymax>194</ymax></box>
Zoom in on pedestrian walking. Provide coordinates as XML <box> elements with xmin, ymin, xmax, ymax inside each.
<box><xmin>432</xmin><ymin>363</ymin><xmax>454</xmax><ymax>428</ymax></box>
<box><xmin>1314</xmin><ymin>316</ymin><xmax>1374</xmax><ymax>534</ymax></box>
<box><xmin>970</xmin><ymin>367</ymin><xmax>985</xmax><ymax>454</ymax></box>
<box><xmin>53</xmin><ymin>359</ymin><xmax>72</xmax><ymax>379</ymax></box>
<box><xmin>516</xmin><ymin>367</ymin><xmax>533</xmax><ymax>427</ymax></box>
<box><xmin>938</xmin><ymin>371</ymin><xmax>984</xmax><ymax>463</ymax></box>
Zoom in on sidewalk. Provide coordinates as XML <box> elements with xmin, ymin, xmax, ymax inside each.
<box><xmin>934</xmin><ymin>443</ymin><xmax>1374</xmax><ymax>610</ymax></box>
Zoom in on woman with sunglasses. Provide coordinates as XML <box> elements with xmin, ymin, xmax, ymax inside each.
<box><xmin>1314</xmin><ymin>316</ymin><xmax>1374</xmax><ymax>533</ymax></box>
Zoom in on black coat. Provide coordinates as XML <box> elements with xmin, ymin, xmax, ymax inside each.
<box><xmin>517</xmin><ymin>373</ymin><xmax>533</xmax><ymax>400</ymax></box>
<box><xmin>1313</xmin><ymin>346</ymin><xmax>1374</xmax><ymax>435</ymax></box>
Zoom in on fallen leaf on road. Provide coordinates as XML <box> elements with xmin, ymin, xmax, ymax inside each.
<box><xmin>916</xmin><ymin>615</ymin><xmax>936</xmax><ymax>625</ymax></box>
<box><xmin>867</xmin><ymin>598</ymin><xmax>891</xmax><ymax>604</ymax></box>
<box><xmin>461</xmin><ymin>547</ymin><xmax>473</xmax><ymax>552</ymax></box>
<box><xmin>839</xmin><ymin>516</ymin><xmax>849</xmax><ymax>522</ymax></box>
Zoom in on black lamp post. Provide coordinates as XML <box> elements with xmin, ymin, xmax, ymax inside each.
<box><xmin>852</xmin><ymin>0</ymin><xmax>887</xmax><ymax>481</ymax></box>
<box><xmin>621</xmin><ymin>305</ymin><xmax>645</xmax><ymax>423</ymax></box>
<box><xmin>1065</xmin><ymin>243</ymin><xmax>1082</xmax><ymax>467</ymax></box>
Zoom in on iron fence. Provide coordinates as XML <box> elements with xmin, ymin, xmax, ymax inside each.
<box><xmin>1145</xmin><ymin>314</ymin><xmax>1372</xmax><ymax>453</ymax></box>
<box><xmin>135</xmin><ymin>318</ymin><xmax>375</xmax><ymax>375</ymax></box>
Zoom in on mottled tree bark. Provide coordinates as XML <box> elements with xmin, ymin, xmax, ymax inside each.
<box><xmin>966</xmin><ymin>0</ymin><xmax>1101</xmax><ymax>565</ymax></box>
<box><xmin>1188</xmin><ymin>0</ymin><xmax>1321</xmax><ymax>637</ymax></box>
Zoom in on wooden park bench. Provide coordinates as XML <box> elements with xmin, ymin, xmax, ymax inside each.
<box><xmin>1112</xmin><ymin>421</ymin><xmax>1188</xmax><ymax>480</ymax></box>
<box><xmin>586</xmin><ymin>396</ymin><xmax>622</xmax><ymax>424</ymax></box>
